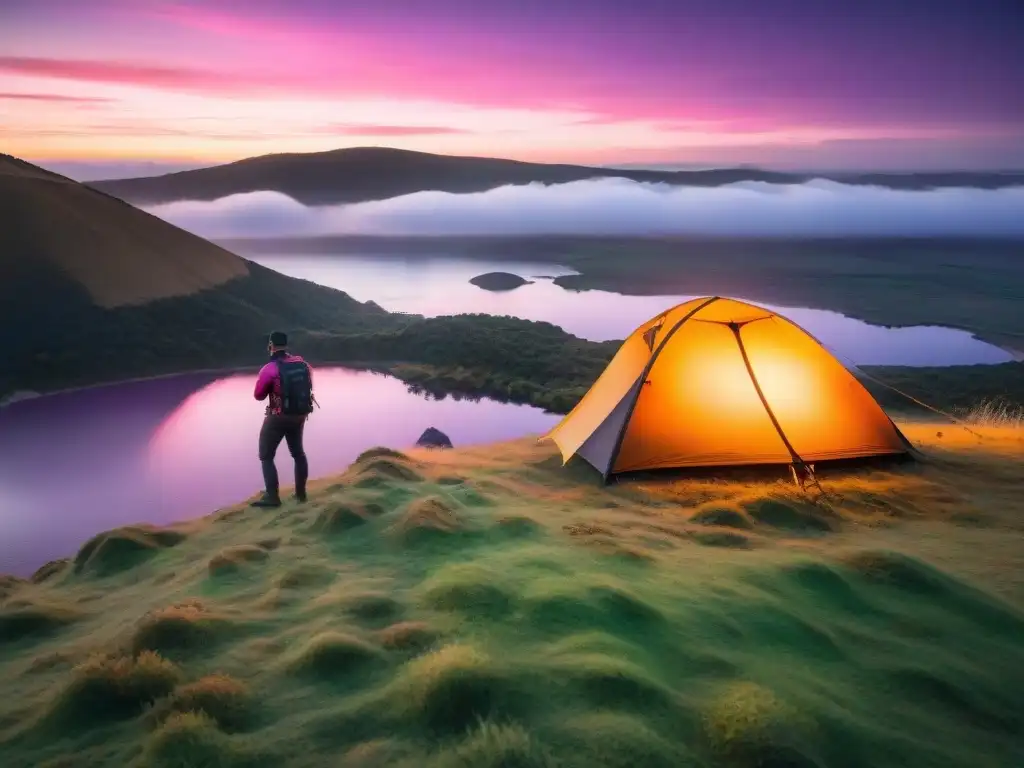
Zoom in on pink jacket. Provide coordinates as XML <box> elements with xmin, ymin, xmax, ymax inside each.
<box><xmin>254</xmin><ymin>353</ymin><xmax>312</xmax><ymax>415</ymax></box>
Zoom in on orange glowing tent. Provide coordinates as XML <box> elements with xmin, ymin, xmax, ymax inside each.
<box><xmin>543</xmin><ymin>296</ymin><xmax>913</xmax><ymax>480</ymax></box>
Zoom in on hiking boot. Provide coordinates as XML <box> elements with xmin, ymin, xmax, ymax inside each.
<box><xmin>250</xmin><ymin>492</ymin><xmax>282</xmax><ymax>508</ymax></box>
<box><xmin>294</xmin><ymin>490</ymin><xmax>307</xmax><ymax>503</ymax></box>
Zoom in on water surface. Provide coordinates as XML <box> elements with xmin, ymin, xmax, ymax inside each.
<box><xmin>247</xmin><ymin>252</ymin><xmax>1013</xmax><ymax>367</ymax></box>
<box><xmin>0</xmin><ymin>368</ymin><xmax>559</xmax><ymax>576</ymax></box>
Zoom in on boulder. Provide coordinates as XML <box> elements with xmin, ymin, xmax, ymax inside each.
<box><xmin>415</xmin><ymin>427</ymin><xmax>453</xmax><ymax>449</ymax></box>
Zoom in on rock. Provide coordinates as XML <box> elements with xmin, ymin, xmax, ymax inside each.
<box><xmin>469</xmin><ymin>272</ymin><xmax>533</xmax><ymax>291</ymax></box>
<box><xmin>416</xmin><ymin>427</ymin><xmax>453</xmax><ymax>449</ymax></box>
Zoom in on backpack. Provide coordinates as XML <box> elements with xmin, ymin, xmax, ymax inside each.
<box><xmin>276</xmin><ymin>359</ymin><xmax>314</xmax><ymax>415</ymax></box>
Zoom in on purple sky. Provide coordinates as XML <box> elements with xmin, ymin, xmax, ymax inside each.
<box><xmin>2</xmin><ymin>0</ymin><xmax>1022</xmax><ymax>173</ymax></box>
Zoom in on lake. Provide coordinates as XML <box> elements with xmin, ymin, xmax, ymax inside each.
<box><xmin>0</xmin><ymin>368</ymin><xmax>559</xmax><ymax>577</ymax></box>
<box><xmin>244</xmin><ymin>252</ymin><xmax>1014</xmax><ymax>367</ymax></box>
<box><xmin>2</xmin><ymin>250</ymin><xmax>1014</xmax><ymax>576</ymax></box>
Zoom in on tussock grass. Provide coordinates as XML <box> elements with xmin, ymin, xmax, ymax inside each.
<box><xmin>348</xmin><ymin>450</ymin><xmax>424</xmax><ymax>488</ymax></box>
<box><xmin>702</xmin><ymin>681</ymin><xmax>819</xmax><ymax>767</ymax></box>
<box><xmin>690</xmin><ymin>503</ymin><xmax>754</xmax><ymax>529</ymax></box>
<box><xmin>46</xmin><ymin>651</ymin><xmax>181</xmax><ymax>726</ymax></box>
<box><xmin>0</xmin><ymin>574</ymin><xmax>26</xmax><ymax>599</ymax></box>
<box><xmin>74</xmin><ymin>525</ymin><xmax>186</xmax><ymax>577</ymax></box>
<box><xmin>743</xmin><ymin>497</ymin><xmax>834</xmax><ymax>533</ymax></box>
<box><xmin>555</xmin><ymin>711</ymin><xmax>694</xmax><ymax>767</ymax></box>
<box><xmin>309</xmin><ymin>502</ymin><xmax>384</xmax><ymax>534</ymax></box>
<box><xmin>26</xmin><ymin>651</ymin><xmax>76</xmax><ymax>674</ymax></box>
<box><xmin>493</xmin><ymin>515</ymin><xmax>545</xmax><ymax>539</ymax></box>
<box><xmin>148</xmin><ymin>674</ymin><xmax>254</xmax><ymax>732</ymax></box>
<box><xmin>433</xmin><ymin>720</ymin><xmax>556</xmax><ymax>768</ymax></box>
<box><xmin>207</xmin><ymin>544</ymin><xmax>271</xmax><ymax>576</ymax></box>
<box><xmin>131</xmin><ymin>601</ymin><xmax>234</xmax><ymax>658</ymax></box>
<box><xmin>0</xmin><ymin>600</ymin><xmax>81</xmax><ymax>644</ymax></box>
<box><xmin>355</xmin><ymin>446</ymin><xmax>409</xmax><ymax>463</ymax></box>
<box><xmin>388</xmin><ymin>496</ymin><xmax>463</xmax><ymax>544</ymax></box>
<box><xmin>418</xmin><ymin>564</ymin><xmax>516</xmax><ymax>619</ymax></box>
<box><xmin>29</xmin><ymin>559</ymin><xmax>69</xmax><ymax>584</ymax></box>
<box><xmin>286</xmin><ymin>631</ymin><xmax>384</xmax><ymax>679</ymax></box>
<box><xmin>3</xmin><ymin>430</ymin><xmax>1024</xmax><ymax>767</ymax></box>
<box><xmin>386</xmin><ymin>643</ymin><xmax>528</xmax><ymax>735</ymax></box>
<box><xmin>693</xmin><ymin>530</ymin><xmax>754</xmax><ymax>549</ymax></box>
<box><xmin>275</xmin><ymin>563</ymin><xmax>336</xmax><ymax>590</ymax></box>
<box><xmin>341</xmin><ymin>591</ymin><xmax>403</xmax><ymax>624</ymax></box>
<box><xmin>378</xmin><ymin>621</ymin><xmax>440</xmax><ymax>652</ymax></box>
<box><xmin>142</xmin><ymin>711</ymin><xmax>245</xmax><ymax>768</ymax></box>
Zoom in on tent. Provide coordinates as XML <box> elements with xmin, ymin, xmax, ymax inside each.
<box><xmin>543</xmin><ymin>296</ymin><xmax>913</xmax><ymax>481</ymax></box>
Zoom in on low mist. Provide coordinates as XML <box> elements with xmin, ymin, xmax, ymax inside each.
<box><xmin>143</xmin><ymin>177</ymin><xmax>1024</xmax><ymax>239</ymax></box>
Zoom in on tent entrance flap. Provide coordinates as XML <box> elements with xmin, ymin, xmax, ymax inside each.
<box><xmin>576</xmin><ymin>376</ymin><xmax>645</xmax><ymax>475</ymax></box>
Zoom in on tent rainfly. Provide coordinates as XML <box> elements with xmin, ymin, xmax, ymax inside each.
<box><xmin>543</xmin><ymin>296</ymin><xmax>913</xmax><ymax>481</ymax></box>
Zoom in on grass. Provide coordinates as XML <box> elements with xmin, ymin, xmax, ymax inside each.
<box><xmin>958</xmin><ymin>396</ymin><xmax>1024</xmax><ymax>428</ymax></box>
<box><xmin>1</xmin><ymin>426</ymin><xmax>1023</xmax><ymax>767</ymax></box>
<box><xmin>74</xmin><ymin>526</ymin><xmax>188</xmax><ymax>577</ymax></box>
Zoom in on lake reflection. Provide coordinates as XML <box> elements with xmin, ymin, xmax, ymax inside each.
<box><xmin>246</xmin><ymin>252</ymin><xmax>1014</xmax><ymax>367</ymax></box>
<box><xmin>0</xmin><ymin>368</ymin><xmax>559</xmax><ymax>576</ymax></box>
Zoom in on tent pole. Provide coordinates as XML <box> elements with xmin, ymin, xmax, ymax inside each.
<box><xmin>728</xmin><ymin>322</ymin><xmax>809</xmax><ymax>475</ymax></box>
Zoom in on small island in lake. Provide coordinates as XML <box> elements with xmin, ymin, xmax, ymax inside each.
<box><xmin>469</xmin><ymin>271</ymin><xmax>534</xmax><ymax>291</ymax></box>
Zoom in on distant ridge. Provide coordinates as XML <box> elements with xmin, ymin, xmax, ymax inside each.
<box><xmin>88</xmin><ymin>147</ymin><xmax>1024</xmax><ymax>206</ymax></box>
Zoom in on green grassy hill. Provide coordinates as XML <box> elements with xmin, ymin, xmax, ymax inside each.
<box><xmin>88</xmin><ymin>147</ymin><xmax>1024</xmax><ymax>206</ymax></box>
<box><xmin>1</xmin><ymin>427</ymin><xmax>1022</xmax><ymax>767</ymax></box>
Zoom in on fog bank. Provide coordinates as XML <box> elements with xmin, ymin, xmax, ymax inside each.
<box><xmin>144</xmin><ymin>177</ymin><xmax>1024</xmax><ymax>239</ymax></box>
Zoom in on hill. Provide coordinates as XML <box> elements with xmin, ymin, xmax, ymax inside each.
<box><xmin>0</xmin><ymin>155</ymin><xmax>626</xmax><ymax>405</ymax></box>
<box><xmin>0</xmin><ymin>155</ymin><xmax>410</xmax><ymax>399</ymax></box>
<box><xmin>88</xmin><ymin>147</ymin><xmax>1024</xmax><ymax>206</ymax></box>
<box><xmin>1</xmin><ymin>428</ymin><xmax>1022</xmax><ymax>767</ymax></box>
<box><xmin>0</xmin><ymin>154</ymin><xmax>249</xmax><ymax>308</ymax></box>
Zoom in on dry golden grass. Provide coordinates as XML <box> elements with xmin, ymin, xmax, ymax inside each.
<box><xmin>957</xmin><ymin>396</ymin><xmax>1024</xmax><ymax>428</ymax></box>
<box><xmin>1</xmin><ymin>424</ymin><xmax>1022</xmax><ymax>767</ymax></box>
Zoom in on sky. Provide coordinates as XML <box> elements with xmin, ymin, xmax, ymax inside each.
<box><xmin>2</xmin><ymin>0</ymin><xmax>1023</xmax><ymax>176</ymax></box>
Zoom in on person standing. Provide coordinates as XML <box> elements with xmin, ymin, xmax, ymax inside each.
<box><xmin>251</xmin><ymin>331</ymin><xmax>315</xmax><ymax>507</ymax></box>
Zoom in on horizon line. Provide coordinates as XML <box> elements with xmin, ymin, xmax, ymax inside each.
<box><xmin>19</xmin><ymin>146</ymin><xmax>1024</xmax><ymax>181</ymax></box>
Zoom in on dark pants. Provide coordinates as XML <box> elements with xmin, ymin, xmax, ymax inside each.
<box><xmin>258</xmin><ymin>414</ymin><xmax>308</xmax><ymax>497</ymax></box>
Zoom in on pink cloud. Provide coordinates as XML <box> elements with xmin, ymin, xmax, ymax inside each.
<box><xmin>2</xmin><ymin>50</ymin><xmax>1011</xmax><ymax>136</ymax></box>
<box><xmin>318</xmin><ymin>124</ymin><xmax>471</xmax><ymax>136</ymax></box>
<box><xmin>0</xmin><ymin>91</ymin><xmax>114</xmax><ymax>103</ymax></box>
<box><xmin>0</xmin><ymin>56</ymin><xmax>242</xmax><ymax>93</ymax></box>
<box><xmin>0</xmin><ymin>54</ymin><xmax>730</xmax><ymax>125</ymax></box>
